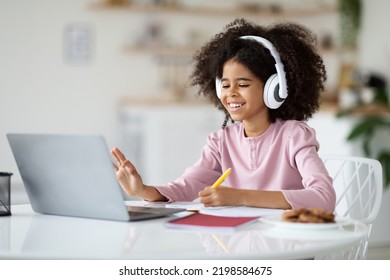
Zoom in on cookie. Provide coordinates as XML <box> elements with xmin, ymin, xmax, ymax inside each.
<box><xmin>282</xmin><ymin>208</ymin><xmax>335</xmax><ymax>224</ymax></box>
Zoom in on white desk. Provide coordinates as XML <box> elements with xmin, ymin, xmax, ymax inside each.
<box><xmin>0</xmin><ymin>204</ymin><xmax>369</xmax><ymax>260</ymax></box>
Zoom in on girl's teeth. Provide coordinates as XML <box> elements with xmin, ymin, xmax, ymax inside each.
<box><xmin>230</xmin><ymin>103</ymin><xmax>242</xmax><ymax>108</ymax></box>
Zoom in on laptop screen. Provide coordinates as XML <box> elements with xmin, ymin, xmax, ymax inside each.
<box><xmin>7</xmin><ymin>133</ymin><xmax>184</xmax><ymax>221</ymax></box>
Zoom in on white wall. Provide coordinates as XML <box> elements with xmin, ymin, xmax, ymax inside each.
<box><xmin>359</xmin><ymin>0</ymin><xmax>390</xmax><ymax>76</ymax></box>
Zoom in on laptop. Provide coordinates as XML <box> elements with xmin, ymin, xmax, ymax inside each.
<box><xmin>7</xmin><ymin>133</ymin><xmax>185</xmax><ymax>221</ymax></box>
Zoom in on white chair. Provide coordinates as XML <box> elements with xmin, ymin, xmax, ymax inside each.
<box><xmin>318</xmin><ymin>155</ymin><xmax>383</xmax><ymax>259</ymax></box>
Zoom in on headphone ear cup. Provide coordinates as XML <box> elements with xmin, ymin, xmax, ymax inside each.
<box><xmin>263</xmin><ymin>74</ymin><xmax>285</xmax><ymax>109</ymax></box>
<box><xmin>215</xmin><ymin>78</ymin><xmax>222</xmax><ymax>99</ymax></box>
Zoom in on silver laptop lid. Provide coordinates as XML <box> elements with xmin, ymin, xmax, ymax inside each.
<box><xmin>7</xmin><ymin>133</ymin><xmax>135</xmax><ymax>221</ymax></box>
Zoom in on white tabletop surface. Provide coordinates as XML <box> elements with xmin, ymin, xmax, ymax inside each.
<box><xmin>0</xmin><ymin>203</ymin><xmax>369</xmax><ymax>260</ymax></box>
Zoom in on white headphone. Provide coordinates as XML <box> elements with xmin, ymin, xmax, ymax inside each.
<box><xmin>215</xmin><ymin>35</ymin><xmax>288</xmax><ymax>109</ymax></box>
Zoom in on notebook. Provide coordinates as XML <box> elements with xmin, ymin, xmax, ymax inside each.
<box><xmin>165</xmin><ymin>212</ymin><xmax>259</xmax><ymax>232</ymax></box>
<box><xmin>166</xmin><ymin>201</ymin><xmax>285</xmax><ymax>217</ymax></box>
<box><xmin>7</xmin><ymin>133</ymin><xmax>185</xmax><ymax>222</ymax></box>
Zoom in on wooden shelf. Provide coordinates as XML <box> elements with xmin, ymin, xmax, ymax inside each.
<box><xmin>124</xmin><ymin>44</ymin><xmax>338</xmax><ymax>58</ymax></box>
<box><xmin>344</xmin><ymin>104</ymin><xmax>390</xmax><ymax>117</ymax></box>
<box><xmin>90</xmin><ymin>1</ymin><xmax>337</xmax><ymax>18</ymax></box>
<box><xmin>119</xmin><ymin>98</ymin><xmax>390</xmax><ymax>118</ymax></box>
<box><xmin>321</xmin><ymin>102</ymin><xmax>390</xmax><ymax>117</ymax></box>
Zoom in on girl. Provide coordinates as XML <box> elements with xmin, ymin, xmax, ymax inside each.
<box><xmin>112</xmin><ymin>18</ymin><xmax>336</xmax><ymax>211</ymax></box>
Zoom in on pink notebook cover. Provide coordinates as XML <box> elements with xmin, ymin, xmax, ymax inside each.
<box><xmin>166</xmin><ymin>213</ymin><xmax>259</xmax><ymax>232</ymax></box>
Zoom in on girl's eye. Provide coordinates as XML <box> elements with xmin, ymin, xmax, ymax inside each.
<box><xmin>239</xmin><ymin>84</ymin><xmax>249</xmax><ymax>88</ymax></box>
<box><xmin>222</xmin><ymin>84</ymin><xmax>230</xmax><ymax>89</ymax></box>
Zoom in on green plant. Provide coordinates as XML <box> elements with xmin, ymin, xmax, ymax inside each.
<box><xmin>339</xmin><ymin>0</ymin><xmax>362</xmax><ymax>49</ymax></box>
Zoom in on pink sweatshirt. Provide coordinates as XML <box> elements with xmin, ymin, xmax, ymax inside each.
<box><xmin>154</xmin><ymin>119</ymin><xmax>336</xmax><ymax>211</ymax></box>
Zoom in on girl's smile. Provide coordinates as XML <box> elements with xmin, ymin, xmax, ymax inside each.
<box><xmin>228</xmin><ymin>102</ymin><xmax>245</xmax><ymax>112</ymax></box>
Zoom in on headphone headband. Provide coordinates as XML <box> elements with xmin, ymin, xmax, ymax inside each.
<box><xmin>240</xmin><ymin>36</ymin><xmax>282</xmax><ymax>64</ymax></box>
<box><xmin>215</xmin><ymin>35</ymin><xmax>288</xmax><ymax>109</ymax></box>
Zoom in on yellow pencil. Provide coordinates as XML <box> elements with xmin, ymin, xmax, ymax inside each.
<box><xmin>211</xmin><ymin>168</ymin><xmax>232</xmax><ymax>188</ymax></box>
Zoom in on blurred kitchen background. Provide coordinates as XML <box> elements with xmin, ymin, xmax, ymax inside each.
<box><xmin>1</xmin><ymin>0</ymin><xmax>390</xmax><ymax>255</ymax></box>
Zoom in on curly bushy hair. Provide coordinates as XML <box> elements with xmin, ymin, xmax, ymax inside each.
<box><xmin>190</xmin><ymin>18</ymin><xmax>327</xmax><ymax>124</ymax></box>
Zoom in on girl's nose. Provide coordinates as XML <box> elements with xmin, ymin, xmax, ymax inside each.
<box><xmin>226</xmin><ymin>85</ymin><xmax>238</xmax><ymax>97</ymax></box>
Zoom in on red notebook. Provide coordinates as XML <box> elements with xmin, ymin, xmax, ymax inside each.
<box><xmin>165</xmin><ymin>213</ymin><xmax>259</xmax><ymax>232</ymax></box>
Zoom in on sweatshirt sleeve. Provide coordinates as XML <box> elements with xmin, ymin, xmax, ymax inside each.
<box><xmin>281</xmin><ymin>122</ymin><xmax>336</xmax><ymax>211</ymax></box>
<box><xmin>153</xmin><ymin>131</ymin><xmax>223</xmax><ymax>202</ymax></box>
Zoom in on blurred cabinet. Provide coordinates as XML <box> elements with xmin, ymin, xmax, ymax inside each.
<box><xmin>119</xmin><ymin>104</ymin><xmax>224</xmax><ymax>185</ymax></box>
<box><xmin>307</xmin><ymin>111</ymin><xmax>361</xmax><ymax>156</ymax></box>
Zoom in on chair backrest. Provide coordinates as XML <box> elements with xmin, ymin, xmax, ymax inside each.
<box><xmin>321</xmin><ymin>155</ymin><xmax>383</xmax><ymax>225</ymax></box>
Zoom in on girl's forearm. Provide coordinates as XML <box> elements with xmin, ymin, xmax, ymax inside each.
<box><xmin>239</xmin><ymin>189</ymin><xmax>291</xmax><ymax>209</ymax></box>
<box><xmin>141</xmin><ymin>185</ymin><xmax>168</xmax><ymax>202</ymax></box>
